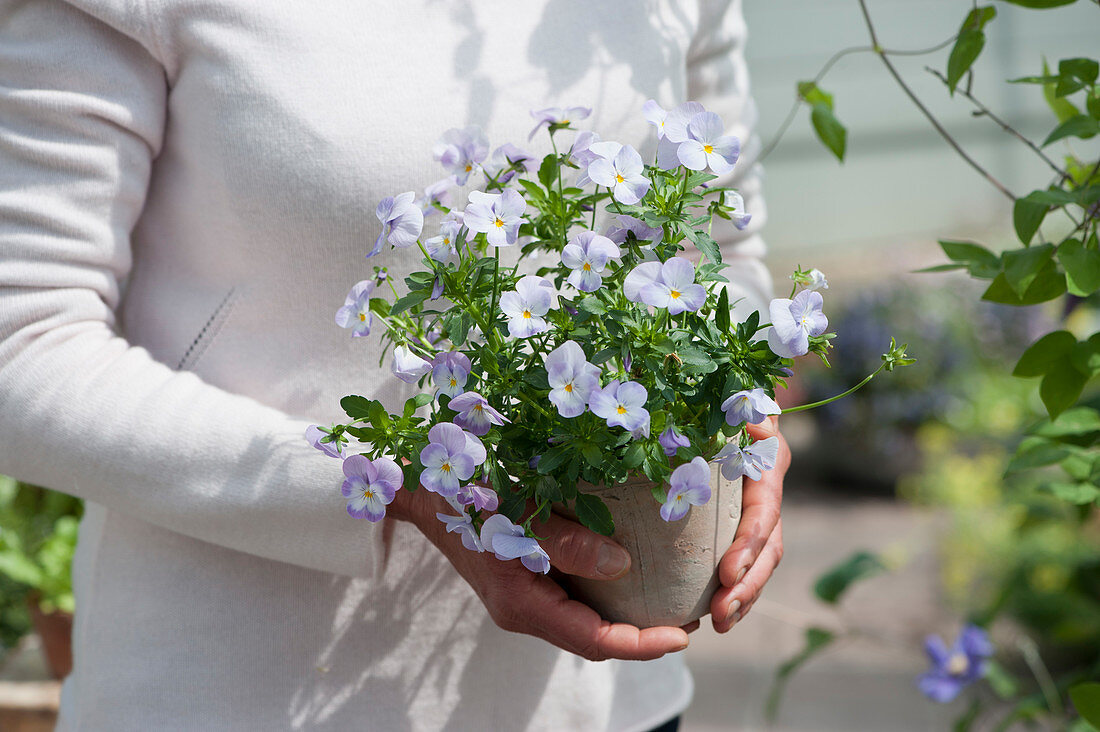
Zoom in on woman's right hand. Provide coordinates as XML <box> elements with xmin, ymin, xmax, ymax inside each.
<box><xmin>388</xmin><ymin>487</ymin><xmax>693</xmax><ymax>662</ymax></box>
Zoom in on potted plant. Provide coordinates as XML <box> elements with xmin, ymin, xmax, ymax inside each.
<box><xmin>307</xmin><ymin>102</ymin><xmax>909</xmax><ymax>627</ymax></box>
<box><xmin>0</xmin><ymin>476</ymin><xmax>80</xmax><ymax>679</ymax></box>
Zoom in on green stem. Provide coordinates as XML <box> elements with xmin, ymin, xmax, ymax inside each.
<box><xmin>782</xmin><ymin>364</ymin><xmax>884</xmax><ymax>414</ymax></box>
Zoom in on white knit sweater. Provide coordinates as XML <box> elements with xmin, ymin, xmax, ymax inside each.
<box><xmin>0</xmin><ymin>1</ymin><xmax>770</xmax><ymax>728</ymax></box>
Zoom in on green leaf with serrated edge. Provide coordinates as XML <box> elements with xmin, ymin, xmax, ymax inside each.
<box><xmin>1003</xmin><ymin>243</ymin><xmax>1055</xmax><ymax>296</ymax></box>
<box><xmin>982</xmin><ymin>260</ymin><xmax>1065</xmax><ymax>305</ymax></box>
<box><xmin>765</xmin><ymin>628</ymin><xmax>835</xmax><ymax>722</ymax></box>
<box><xmin>581</xmin><ymin>443</ymin><xmax>603</xmax><ymax>468</ymax></box>
<box><xmin>536</xmin><ymin>446</ymin><xmax>572</xmax><ymax>474</ymax></box>
<box><xmin>402</xmin><ymin>393</ymin><xmax>433</xmax><ymax>419</ymax></box>
<box><xmin>535</xmin><ymin>475</ymin><xmax>564</xmax><ymax>503</ymax></box>
<box><xmin>1013</xmin><ymin>330</ymin><xmax>1076</xmax><ymax>377</ymax></box>
<box><xmin>390</xmin><ymin>290</ymin><xmax>430</xmax><ymax>317</ymax></box>
<box><xmin>1032</xmin><ymin>407</ymin><xmax>1100</xmax><ymax>437</ymax></box>
<box><xmin>623</xmin><ymin>443</ymin><xmax>645</xmax><ymax>469</ymax></box>
<box><xmin>574</xmin><ymin>493</ymin><xmax>614</xmax><ymax>536</ymax></box>
<box><xmin>498</xmin><ymin>491</ymin><xmax>527</xmax><ymax>523</ymax></box>
<box><xmin>1044</xmin><ymin>481</ymin><xmax>1100</xmax><ymax>504</ymax></box>
<box><xmin>537</xmin><ymin>154</ymin><xmax>559</xmax><ymax>190</ymax></box>
<box><xmin>693</xmin><ymin>230</ymin><xmax>723</xmax><ymax>265</ymax></box>
<box><xmin>1058</xmin><ymin>238</ymin><xmax>1100</xmax><ymax>296</ymax></box>
<box><xmin>577</xmin><ymin>297</ymin><xmax>607</xmax><ymax>315</ymax></box>
<box><xmin>810</xmin><ymin>103</ymin><xmax>846</xmax><ymax>161</ymax></box>
<box><xmin>947</xmin><ymin>7</ymin><xmax>995</xmax><ymax>94</ymax></box>
<box><xmin>716</xmin><ymin>286</ymin><xmax>730</xmax><ymax>333</ymax></box>
<box><xmin>1013</xmin><ymin>194</ymin><xmax>1049</xmax><ymax>245</ymax></box>
<box><xmin>1040</xmin><ymin>359</ymin><xmax>1087</xmax><ymax>419</ymax></box>
<box><xmin>939</xmin><ymin>240</ymin><xmax>1001</xmax><ymax>278</ymax></box>
<box><xmin>1042</xmin><ymin>115</ymin><xmax>1100</xmax><ymax>147</ymax></box>
<box><xmin>340</xmin><ymin>395</ymin><xmax>376</xmax><ymax>419</ymax></box>
<box><xmin>1005</xmin><ymin>441</ymin><xmax>1070</xmax><ymax>472</ymax></box>
<box><xmin>813</xmin><ymin>551</ymin><xmax>884</xmax><ymax>604</ymax></box>
<box><xmin>1069</xmin><ymin>682</ymin><xmax>1100</xmax><ymax>729</ymax></box>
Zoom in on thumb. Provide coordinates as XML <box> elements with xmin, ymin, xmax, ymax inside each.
<box><xmin>534</xmin><ymin>511</ymin><xmax>632</xmax><ymax>580</ymax></box>
<box><xmin>745</xmin><ymin>414</ymin><xmax>779</xmax><ymax>441</ymax></box>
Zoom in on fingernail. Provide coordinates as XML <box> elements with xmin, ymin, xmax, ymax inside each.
<box><xmin>674</xmin><ymin>639</ymin><xmax>689</xmax><ymax>652</ymax></box>
<box><xmin>596</xmin><ymin>544</ymin><xmax>630</xmax><ymax>578</ymax></box>
<box><xmin>725</xmin><ymin>599</ymin><xmax>742</xmax><ymax>625</ymax></box>
<box><xmin>735</xmin><ymin>566</ymin><xmax>747</xmax><ymax>585</ymax></box>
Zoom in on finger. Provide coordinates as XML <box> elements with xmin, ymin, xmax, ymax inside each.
<box><xmin>533</xmin><ymin>511</ymin><xmax>632</xmax><ymax>580</ymax></box>
<box><xmin>711</xmin><ymin>518</ymin><xmax>783</xmax><ymax>633</ymax></box>
<box><xmin>681</xmin><ymin>619</ymin><xmax>701</xmax><ymax>634</ymax></box>
<box><xmin>505</xmin><ymin>576</ymin><xmax>689</xmax><ymax>661</ymax></box>
<box><xmin>718</xmin><ymin>425</ymin><xmax>789</xmax><ymax>587</ymax></box>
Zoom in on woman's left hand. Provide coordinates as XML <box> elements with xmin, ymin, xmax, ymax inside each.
<box><xmin>710</xmin><ymin>415</ymin><xmax>790</xmax><ymax>632</ymax></box>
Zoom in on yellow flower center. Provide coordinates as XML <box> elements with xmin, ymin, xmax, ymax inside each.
<box><xmin>449</xmin><ymin>378</ymin><xmax>457</xmax><ymax>387</ymax></box>
<box><xmin>443</xmin><ymin>236</ymin><xmax>451</xmax><ymax>244</ymax></box>
<box><xmin>440</xmin><ymin>462</ymin><xmax>452</xmax><ymax>473</ymax></box>
<box><xmin>561</xmin><ymin>119</ymin><xmax>570</xmax><ymax>125</ymax></box>
<box><xmin>703</xmin><ymin>144</ymin><xmax>713</xmax><ymax>154</ymax></box>
<box><xmin>675</xmin><ymin>495</ymin><xmax>683</xmax><ymax>502</ymax></box>
<box><xmin>474</xmin><ymin>404</ymin><xmax>483</xmax><ymax>412</ymax></box>
<box><xmin>670</xmin><ymin>290</ymin><xmax>681</xmax><ymax>299</ymax></box>
<box><xmin>494</xmin><ymin>217</ymin><xmax>505</xmax><ymax>228</ymax></box>
<box><xmin>946</xmin><ymin>652</ymin><xmax>969</xmax><ymax>676</ymax></box>
<box><xmin>363</xmin><ymin>488</ymin><xmax>375</xmax><ymax>499</ymax></box>
<box><xmin>358</xmin><ymin>313</ymin><xmax>367</xmax><ymax>322</ymax></box>
<box><xmin>522</xmin><ymin>310</ymin><xmax>532</xmax><ymax>319</ymax></box>
<box><xmin>616</xmin><ymin>405</ymin><xmax>627</xmax><ymax>415</ymax></box>
<box><xmin>615</xmin><ymin>173</ymin><xmax>625</xmax><ymax>183</ymax></box>
<box><xmin>465</xmin><ymin>164</ymin><xmax>473</xmax><ymax>172</ymax></box>
<box><xmin>564</xmin><ymin>383</ymin><xmax>573</xmax><ymax>393</ymax></box>
<box><xmin>582</xmin><ymin>263</ymin><xmax>591</xmax><ymax>271</ymax></box>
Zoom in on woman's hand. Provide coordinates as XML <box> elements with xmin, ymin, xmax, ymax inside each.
<box><xmin>710</xmin><ymin>415</ymin><xmax>790</xmax><ymax>633</ymax></box>
<box><xmin>389</xmin><ymin>487</ymin><xmax>693</xmax><ymax>662</ymax></box>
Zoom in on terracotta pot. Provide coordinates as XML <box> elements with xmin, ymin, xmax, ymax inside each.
<box><xmin>559</xmin><ymin>462</ymin><xmax>742</xmax><ymax>628</ymax></box>
<box><xmin>27</xmin><ymin>594</ymin><xmax>73</xmax><ymax>680</ymax></box>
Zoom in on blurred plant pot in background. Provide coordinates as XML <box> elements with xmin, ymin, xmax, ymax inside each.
<box><xmin>26</xmin><ymin>593</ymin><xmax>71</xmax><ymax>680</ymax></box>
<box><xmin>558</xmin><ymin>465</ymin><xmax>742</xmax><ymax>628</ymax></box>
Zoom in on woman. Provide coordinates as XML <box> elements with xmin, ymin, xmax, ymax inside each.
<box><xmin>0</xmin><ymin>0</ymin><xmax>788</xmax><ymax>728</ymax></box>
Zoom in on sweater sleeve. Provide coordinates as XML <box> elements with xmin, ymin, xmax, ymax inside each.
<box><xmin>687</xmin><ymin>0</ymin><xmax>774</xmax><ymax>318</ymax></box>
<box><xmin>0</xmin><ymin>0</ymin><xmax>385</xmax><ymax>579</ymax></box>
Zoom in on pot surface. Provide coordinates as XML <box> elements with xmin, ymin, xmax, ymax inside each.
<box><xmin>559</xmin><ymin>463</ymin><xmax>742</xmax><ymax>628</ymax></box>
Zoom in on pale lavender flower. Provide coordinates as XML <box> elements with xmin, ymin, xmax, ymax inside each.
<box><xmin>448</xmin><ymin>391</ymin><xmax>510</xmax><ymax>436</ymax></box>
<box><xmin>341</xmin><ymin>455</ymin><xmax>403</xmax><ymax>522</ymax></box>
<box><xmin>528</xmin><ymin>105</ymin><xmax>591</xmax><ymax>141</ymax></box>
<box><xmin>677</xmin><ymin>111</ymin><xmax>740</xmax><ymax>175</ymax></box>
<box><xmin>722</xmin><ymin>190</ymin><xmax>753</xmax><ymax>231</ymax></box>
<box><xmin>569</xmin><ymin>130</ymin><xmax>602</xmax><ymax>186</ymax></box>
<box><xmin>305</xmin><ymin>425</ymin><xmax>345</xmax><ymax>459</ymax></box>
<box><xmin>417</xmin><ymin>178</ymin><xmax>454</xmax><ymax>215</ymax></box>
<box><xmin>457</xmin><ymin>482</ymin><xmax>499</xmax><ymax>512</ymax></box>
<box><xmin>425</xmin><ymin>213</ymin><xmax>463</xmax><ymax>262</ymax></box>
<box><xmin>606</xmin><ymin>215</ymin><xmax>663</xmax><ymax>246</ymax></box>
<box><xmin>391</xmin><ymin>345</ymin><xmax>433</xmax><ymax>384</ymax></box>
<box><xmin>656</xmin><ymin>101</ymin><xmax>706</xmax><ymax>169</ymax></box>
<box><xmin>419</xmin><ymin>422</ymin><xmax>487</xmax><ymax>498</ymax></box>
<box><xmin>767</xmin><ymin>289</ymin><xmax>828</xmax><ymax>358</ymax></box>
<box><xmin>918</xmin><ymin>625</ymin><xmax>994</xmax><ymax>703</ymax></box>
<box><xmin>721</xmin><ymin>388</ymin><xmax>781</xmax><ymax>426</ymax></box>
<box><xmin>561</xmin><ymin>230</ymin><xmax>621</xmax><ymax>292</ymax></box>
<box><xmin>545</xmin><ymin>340</ymin><xmax>601</xmax><ymax>418</ymax></box>
<box><xmin>464</xmin><ymin>189</ymin><xmax>526</xmax><ymax>247</ymax></box>
<box><xmin>660</xmin><ymin>456</ymin><xmax>712</xmax><ymax>521</ymax></box>
<box><xmin>432</xmin><ymin>351</ymin><xmax>471</xmax><ymax>399</ymax></box>
<box><xmin>334</xmin><ymin>279</ymin><xmax>375</xmax><ymax>337</ymax></box>
<box><xmin>369</xmin><ymin>192</ymin><xmax>424</xmax><ymax>257</ymax></box>
<box><xmin>500</xmin><ymin>275</ymin><xmax>555</xmax><ymax>338</ymax></box>
<box><xmin>589</xmin><ymin>380</ymin><xmax>650</xmax><ymax>437</ymax></box>
<box><xmin>642</xmin><ymin>99</ymin><xmax>670</xmax><ymax>138</ymax></box>
<box><xmin>433</xmin><ymin>126</ymin><xmax>489</xmax><ymax>185</ymax></box>
<box><xmin>807</xmin><ymin>268</ymin><xmax>828</xmax><ymax>291</ymax></box>
<box><xmin>658</xmin><ymin>425</ymin><xmax>691</xmax><ymax>457</ymax></box>
<box><xmin>436</xmin><ymin>499</ymin><xmax>484</xmax><ymax>552</ymax></box>
<box><xmin>484</xmin><ymin>143</ymin><xmax>535</xmax><ymax>184</ymax></box>
<box><xmin>479</xmin><ymin>514</ymin><xmax>551</xmax><ymax>574</ymax></box>
<box><xmin>587</xmin><ymin>142</ymin><xmax>651</xmax><ymax>205</ymax></box>
<box><xmin>713</xmin><ymin>436</ymin><xmax>779</xmax><ymax>481</ymax></box>
<box><xmin>431</xmin><ymin>276</ymin><xmax>444</xmax><ymax>301</ymax></box>
<box><xmin>623</xmin><ymin>257</ymin><xmax>706</xmax><ymax>315</ymax></box>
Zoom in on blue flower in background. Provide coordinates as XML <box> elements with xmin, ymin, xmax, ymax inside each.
<box><xmin>917</xmin><ymin>624</ymin><xmax>993</xmax><ymax>703</ymax></box>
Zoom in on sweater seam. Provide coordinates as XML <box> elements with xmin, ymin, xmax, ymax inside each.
<box><xmin>134</xmin><ymin>0</ymin><xmax>171</xmax><ymax>79</ymax></box>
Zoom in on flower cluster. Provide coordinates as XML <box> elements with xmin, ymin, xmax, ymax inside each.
<box><xmin>313</xmin><ymin>99</ymin><xmax>898</xmax><ymax>576</ymax></box>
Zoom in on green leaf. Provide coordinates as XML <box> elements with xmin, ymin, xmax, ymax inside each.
<box><xmin>810</xmin><ymin>103</ymin><xmax>847</xmax><ymax>161</ymax></box>
<box><xmin>574</xmin><ymin>493</ymin><xmax>615</xmax><ymax>536</ymax></box>
<box><xmin>765</xmin><ymin>628</ymin><xmax>836</xmax><ymax>722</ymax></box>
<box><xmin>1042</xmin><ymin>115</ymin><xmax>1100</xmax><ymax>147</ymax></box>
<box><xmin>1058</xmin><ymin>238</ymin><xmax>1100</xmax><ymax>296</ymax></box>
<box><xmin>1033</xmin><ymin>407</ymin><xmax>1100</xmax><ymax>437</ymax></box>
<box><xmin>389</xmin><ymin>289</ymin><xmax>430</xmax><ymax>316</ymax></box>
<box><xmin>537</xmin><ymin>446</ymin><xmax>573</xmax><ymax>475</ymax></box>
<box><xmin>1012</xmin><ymin>194</ymin><xmax>1050</xmax><ymax>245</ymax></box>
<box><xmin>1014</xmin><ymin>330</ymin><xmax>1077</xmax><ymax>377</ymax></box>
<box><xmin>402</xmin><ymin>393</ymin><xmax>433</xmax><ymax>419</ymax></box>
<box><xmin>1072</xmin><ymin>334</ymin><xmax>1100</xmax><ymax>376</ymax></box>
<box><xmin>1056</xmin><ymin>57</ymin><xmax>1099</xmax><ymax>97</ymax></box>
<box><xmin>537</xmin><ymin>154</ymin><xmax>559</xmax><ymax>190</ymax></box>
<box><xmin>982</xmin><ymin>259</ymin><xmax>1066</xmax><ymax>305</ymax></box>
<box><xmin>1041</xmin><ymin>58</ymin><xmax>1082</xmax><ymax>123</ymax></box>
<box><xmin>797</xmin><ymin>81</ymin><xmax>834</xmax><ymax>108</ymax></box>
<box><xmin>693</xmin><ymin>230</ymin><xmax>723</xmax><ymax>266</ymax></box>
<box><xmin>577</xmin><ymin>297</ymin><xmax>608</xmax><ymax>315</ymax></box>
<box><xmin>1003</xmin><ymin>243</ymin><xmax>1055</xmax><ymax>296</ymax></box>
<box><xmin>1044</xmin><ymin>481</ymin><xmax>1100</xmax><ymax>504</ymax></box>
<box><xmin>813</xmin><ymin>551</ymin><xmax>884</xmax><ymax>604</ymax></box>
<box><xmin>997</xmin><ymin>0</ymin><xmax>1076</xmax><ymax>7</ymax></box>
<box><xmin>716</xmin><ymin>286</ymin><xmax>731</xmax><ymax>333</ymax></box>
<box><xmin>1005</xmin><ymin>441</ymin><xmax>1070</xmax><ymax>472</ymax></box>
<box><xmin>1040</xmin><ymin>358</ymin><xmax>1088</xmax><ymax>419</ymax></box>
<box><xmin>622</xmin><ymin>443</ymin><xmax>645</xmax><ymax>469</ymax></box>
<box><xmin>1069</xmin><ymin>682</ymin><xmax>1100</xmax><ymax>729</ymax></box>
<box><xmin>946</xmin><ymin>7</ymin><xmax>996</xmax><ymax>93</ymax></box>
<box><xmin>581</xmin><ymin>443</ymin><xmax>603</xmax><ymax>468</ymax></box>
<box><xmin>340</xmin><ymin>395</ymin><xmax>377</xmax><ymax>420</ymax></box>
<box><xmin>939</xmin><ymin>240</ymin><xmax>1001</xmax><ymax>278</ymax></box>
<box><xmin>983</xmin><ymin>660</ymin><xmax>1019</xmax><ymax>700</ymax></box>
